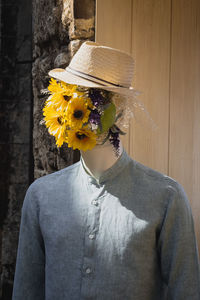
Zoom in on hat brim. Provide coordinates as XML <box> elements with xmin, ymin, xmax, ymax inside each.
<box><xmin>48</xmin><ymin>68</ymin><xmax>141</xmax><ymax>98</ymax></box>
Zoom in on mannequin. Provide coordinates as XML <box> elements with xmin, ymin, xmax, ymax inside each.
<box><xmin>12</xmin><ymin>41</ymin><xmax>200</xmax><ymax>300</ymax></box>
<box><xmin>80</xmin><ymin>138</ymin><xmax>124</xmax><ymax>180</ymax></box>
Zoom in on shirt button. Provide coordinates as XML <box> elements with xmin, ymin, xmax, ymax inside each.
<box><xmin>89</xmin><ymin>233</ymin><xmax>95</xmax><ymax>239</ymax></box>
<box><xmin>91</xmin><ymin>200</ymin><xmax>98</xmax><ymax>206</ymax></box>
<box><xmin>85</xmin><ymin>267</ymin><xmax>92</xmax><ymax>274</ymax></box>
<box><xmin>88</xmin><ymin>177</ymin><xmax>93</xmax><ymax>184</ymax></box>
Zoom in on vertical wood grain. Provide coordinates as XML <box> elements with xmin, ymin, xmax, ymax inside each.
<box><xmin>130</xmin><ymin>0</ymin><xmax>171</xmax><ymax>173</ymax></box>
<box><xmin>95</xmin><ymin>0</ymin><xmax>132</xmax><ymax>153</ymax></box>
<box><xmin>170</xmin><ymin>0</ymin><xmax>200</xmax><ymax>248</ymax></box>
<box><xmin>96</xmin><ymin>0</ymin><xmax>200</xmax><ymax>251</ymax></box>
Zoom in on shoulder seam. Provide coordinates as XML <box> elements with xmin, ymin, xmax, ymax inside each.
<box><xmin>134</xmin><ymin>160</ymin><xmax>166</xmax><ymax>180</ymax></box>
<box><xmin>133</xmin><ymin>160</ymin><xmax>179</xmax><ymax>187</ymax></box>
<box><xmin>34</xmin><ymin>160</ymin><xmax>81</xmax><ymax>181</ymax></box>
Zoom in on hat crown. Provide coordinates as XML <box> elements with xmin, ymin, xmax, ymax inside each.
<box><xmin>67</xmin><ymin>41</ymin><xmax>134</xmax><ymax>88</ymax></box>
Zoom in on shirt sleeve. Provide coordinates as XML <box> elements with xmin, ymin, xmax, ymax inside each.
<box><xmin>12</xmin><ymin>181</ymin><xmax>45</xmax><ymax>300</ymax></box>
<box><xmin>157</xmin><ymin>182</ymin><xmax>200</xmax><ymax>300</ymax></box>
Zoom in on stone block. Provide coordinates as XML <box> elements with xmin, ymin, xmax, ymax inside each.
<box><xmin>3</xmin><ymin>183</ymin><xmax>29</xmax><ymax>229</ymax></box>
<box><xmin>0</xmin><ymin>101</ymin><xmax>31</xmax><ymax>144</ymax></box>
<box><xmin>1</xmin><ymin>76</ymin><xmax>19</xmax><ymax>100</ymax></box>
<box><xmin>69</xmin><ymin>17</ymin><xmax>95</xmax><ymax>40</ymax></box>
<box><xmin>74</xmin><ymin>0</ymin><xmax>95</xmax><ymax>19</ymax></box>
<box><xmin>68</xmin><ymin>39</ymin><xmax>84</xmax><ymax>57</ymax></box>
<box><xmin>54</xmin><ymin>51</ymin><xmax>70</xmax><ymax>68</ymax></box>
<box><xmin>33</xmin><ymin>0</ymin><xmax>65</xmax><ymax>45</ymax></box>
<box><xmin>16</xmin><ymin>0</ymin><xmax>32</xmax><ymax>61</ymax></box>
<box><xmin>0</xmin><ymin>144</ymin><xmax>30</xmax><ymax>184</ymax></box>
<box><xmin>1</xmin><ymin>4</ymin><xmax>18</xmax><ymax>36</ymax></box>
<box><xmin>1</xmin><ymin>63</ymin><xmax>32</xmax><ymax>102</ymax></box>
<box><xmin>62</xmin><ymin>0</ymin><xmax>74</xmax><ymax>27</ymax></box>
<box><xmin>1</xmin><ymin>37</ymin><xmax>16</xmax><ymax>76</ymax></box>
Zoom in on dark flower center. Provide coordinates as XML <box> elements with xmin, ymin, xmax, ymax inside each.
<box><xmin>63</xmin><ymin>95</ymin><xmax>71</xmax><ymax>101</ymax></box>
<box><xmin>57</xmin><ymin>117</ymin><xmax>63</xmax><ymax>125</ymax></box>
<box><xmin>76</xmin><ymin>132</ymin><xmax>87</xmax><ymax>140</ymax></box>
<box><xmin>74</xmin><ymin>110</ymin><xmax>83</xmax><ymax>119</ymax></box>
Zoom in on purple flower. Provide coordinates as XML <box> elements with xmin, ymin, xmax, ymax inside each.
<box><xmin>89</xmin><ymin>109</ymin><xmax>101</xmax><ymax>125</ymax></box>
<box><xmin>88</xmin><ymin>89</ymin><xmax>105</xmax><ymax>107</ymax></box>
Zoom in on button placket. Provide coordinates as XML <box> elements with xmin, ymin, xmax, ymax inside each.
<box><xmin>91</xmin><ymin>199</ymin><xmax>99</xmax><ymax>206</ymax></box>
<box><xmin>81</xmin><ymin>196</ymin><xmax>104</xmax><ymax>298</ymax></box>
<box><xmin>88</xmin><ymin>177</ymin><xmax>93</xmax><ymax>184</ymax></box>
<box><xmin>88</xmin><ymin>233</ymin><xmax>95</xmax><ymax>240</ymax></box>
<box><xmin>85</xmin><ymin>267</ymin><xmax>92</xmax><ymax>274</ymax></box>
<box><xmin>86</xmin><ymin>175</ymin><xmax>104</xmax><ymax>189</ymax></box>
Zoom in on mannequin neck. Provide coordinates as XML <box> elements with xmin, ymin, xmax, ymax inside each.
<box><xmin>80</xmin><ymin>139</ymin><xmax>124</xmax><ymax>179</ymax></box>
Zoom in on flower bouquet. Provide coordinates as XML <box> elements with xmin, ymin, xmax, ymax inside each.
<box><xmin>40</xmin><ymin>78</ymin><xmax>126</xmax><ymax>157</ymax></box>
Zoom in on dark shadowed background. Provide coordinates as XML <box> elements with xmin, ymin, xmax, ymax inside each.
<box><xmin>0</xmin><ymin>0</ymin><xmax>95</xmax><ymax>298</ymax></box>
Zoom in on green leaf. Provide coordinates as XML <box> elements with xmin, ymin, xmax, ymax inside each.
<box><xmin>97</xmin><ymin>102</ymin><xmax>116</xmax><ymax>134</ymax></box>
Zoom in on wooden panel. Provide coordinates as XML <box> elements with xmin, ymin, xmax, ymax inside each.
<box><xmin>170</xmin><ymin>0</ymin><xmax>200</xmax><ymax>248</ymax></box>
<box><xmin>96</xmin><ymin>0</ymin><xmax>171</xmax><ymax>174</ymax></box>
<box><xmin>96</xmin><ymin>0</ymin><xmax>200</xmax><ymax>251</ymax></box>
<box><xmin>95</xmin><ymin>0</ymin><xmax>132</xmax><ymax>153</ymax></box>
<box><xmin>130</xmin><ymin>0</ymin><xmax>171</xmax><ymax>173</ymax></box>
<box><xmin>95</xmin><ymin>0</ymin><xmax>132</xmax><ymax>51</ymax></box>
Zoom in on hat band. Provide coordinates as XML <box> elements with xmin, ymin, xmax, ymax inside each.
<box><xmin>66</xmin><ymin>66</ymin><xmax>128</xmax><ymax>88</ymax></box>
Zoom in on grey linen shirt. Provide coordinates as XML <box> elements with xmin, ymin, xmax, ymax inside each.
<box><xmin>12</xmin><ymin>148</ymin><xmax>200</xmax><ymax>300</ymax></box>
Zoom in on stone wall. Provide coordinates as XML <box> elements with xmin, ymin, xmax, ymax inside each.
<box><xmin>0</xmin><ymin>0</ymin><xmax>33</xmax><ymax>298</ymax></box>
<box><xmin>32</xmin><ymin>0</ymin><xmax>95</xmax><ymax>179</ymax></box>
<box><xmin>0</xmin><ymin>0</ymin><xmax>95</xmax><ymax>298</ymax></box>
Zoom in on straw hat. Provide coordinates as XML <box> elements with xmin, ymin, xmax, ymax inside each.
<box><xmin>48</xmin><ymin>41</ymin><xmax>139</xmax><ymax>98</ymax></box>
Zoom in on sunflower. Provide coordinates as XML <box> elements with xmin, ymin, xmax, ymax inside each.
<box><xmin>55</xmin><ymin>134</ymin><xmax>68</xmax><ymax>148</ymax></box>
<box><xmin>48</xmin><ymin>78</ymin><xmax>73</xmax><ymax>95</ymax></box>
<box><xmin>48</xmin><ymin>78</ymin><xmax>85</xmax><ymax>99</ymax></box>
<box><xmin>65</xmin><ymin>97</ymin><xmax>93</xmax><ymax>129</ymax></box>
<box><xmin>66</xmin><ymin>127</ymin><xmax>97</xmax><ymax>151</ymax></box>
<box><xmin>45</xmin><ymin>93</ymin><xmax>69</xmax><ymax>111</ymax></box>
<box><xmin>43</xmin><ymin>104</ymin><xmax>68</xmax><ymax>139</ymax></box>
<box><xmin>46</xmin><ymin>78</ymin><xmax>87</xmax><ymax>111</ymax></box>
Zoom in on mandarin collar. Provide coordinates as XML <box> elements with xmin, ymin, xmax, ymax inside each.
<box><xmin>78</xmin><ymin>147</ymin><xmax>132</xmax><ymax>185</ymax></box>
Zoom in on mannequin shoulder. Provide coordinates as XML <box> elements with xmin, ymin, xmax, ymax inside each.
<box><xmin>28</xmin><ymin>160</ymin><xmax>81</xmax><ymax>192</ymax></box>
<box><xmin>132</xmin><ymin>158</ymin><xmax>182</xmax><ymax>191</ymax></box>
